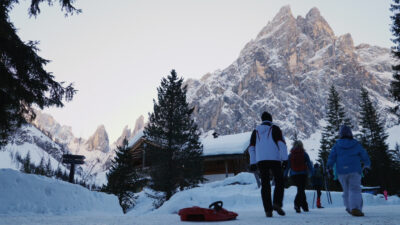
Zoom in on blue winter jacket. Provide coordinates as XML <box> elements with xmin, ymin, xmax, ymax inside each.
<box><xmin>327</xmin><ymin>139</ymin><xmax>371</xmax><ymax>175</ymax></box>
<box><xmin>284</xmin><ymin>150</ymin><xmax>313</xmax><ymax>177</ymax></box>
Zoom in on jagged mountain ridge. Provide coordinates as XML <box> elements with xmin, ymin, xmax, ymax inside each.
<box><xmin>186</xmin><ymin>6</ymin><xmax>396</xmax><ymax>138</ymax></box>
<box><xmin>31</xmin><ymin>110</ymin><xmax>145</xmax><ymax>184</ymax></box>
<box><xmin>114</xmin><ymin>115</ymin><xmax>145</xmax><ymax>148</ymax></box>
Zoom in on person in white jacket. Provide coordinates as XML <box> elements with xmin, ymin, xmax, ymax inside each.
<box><xmin>248</xmin><ymin>111</ymin><xmax>288</xmax><ymax>217</ymax></box>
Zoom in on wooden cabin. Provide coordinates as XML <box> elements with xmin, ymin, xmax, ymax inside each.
<box><xmin>127</xmin><ymin>131</ymin><xmax>252</xmax><ymax>182</ymax></box>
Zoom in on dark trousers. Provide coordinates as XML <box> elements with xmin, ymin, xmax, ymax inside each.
<box><xmin>257</xmin><ymin>160</ymin><xmax>284</xmax><ymax>212</ymax></box>
<box><xmin>292</xmin><ymin>174</ymin><xmax>308</xmax><ymax>208</ymax></box>
<box><xmin>314</xmin><ymin>184</ymin><xmax>322</xmax><ymax>199</ymax></box>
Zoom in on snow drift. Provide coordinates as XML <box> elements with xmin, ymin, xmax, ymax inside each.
<box><xmin>0</xmin><ymin>169</ymin><xmax>121</xmax><ymax>215</ymax></box>
<box><xmin>129</xmin><ymin>172</ymin><xmax>400</xmax><ymax>216</ymax></box>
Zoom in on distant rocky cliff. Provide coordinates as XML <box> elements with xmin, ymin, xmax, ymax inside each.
<box><xmin>186</xmin><ymin>6</ymin><xmax>396</xmax><ymax>139</ymax></box>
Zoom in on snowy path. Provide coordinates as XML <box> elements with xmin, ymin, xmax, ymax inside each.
<box><xmin>1</xmin><ymin>205</ymin><xmax>400</xmax><ymax>225</ymax></box>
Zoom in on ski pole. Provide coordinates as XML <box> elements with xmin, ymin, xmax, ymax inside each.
<box><xmin>312</xmin><ymin>191</ymin><xmax>316</xmax><ymax>209</ymax></box>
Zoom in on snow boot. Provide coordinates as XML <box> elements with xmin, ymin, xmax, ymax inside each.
<box><xmin>273</xmin><ymin>204</ymin><xmax>286</xmax><ymax>216</ymax></box>
<box><xmin>350</xmin><ymin>209</ymin><xmax>364</xmax><ymax>217</ymax></box>
<box><xmin>294</xmin><ymin>205</ymin><xmax>301</xmax><ymax>213</ymax></box>
<box><xmin>317</xmin><ymin>198</ymin><xmax>324</xmax><ymax>208</ymax></box>
<box><xmin>301</xmin><ymin>203</ymin><xmax>309</xmax><ymax>212</ymax></box>
<box><xmin>266</xmin><ymin>211</ymin><xmax>273</xmax><ymax>217</ymax></box>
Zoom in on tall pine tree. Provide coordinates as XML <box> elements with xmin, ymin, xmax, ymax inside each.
<box><xmin>318</xmin><ymin>85</ymin><xmax>351</xmax><ymax>165</ymax></box>
<box><xmin>0</xmin><ymin>0</ymin><xmax>79</xmax><ymax>147</ymax></box>
<box><xmin>390</xmin><ymin>0</ymin><xmax>400</xmax><ymax>121</ymax></box>
<box><xmin>144</xmin><ymin>70</ymin><xmax>204</xmax><ymax>205</ymax></box>
<box><xmin>358</xmin><ymin>87</ymin><xmax>399</xmax><ymax>193</ymax></box>
<box><xmin>22</xmin><ymin>151</ymin><xmax>33</xmax><ymax>173</ymax></box>
<box><xmin>105</xmin><ymin>138</ymin><xmax>142</xmax><ymax>213</ymax></box>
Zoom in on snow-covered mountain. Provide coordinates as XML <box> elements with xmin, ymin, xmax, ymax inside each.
<box><xmin>0</xmin><ymin>124</ymin><xmax>69</xmax><ymax>175</ymax></box>
<box><xmin>30</xmin><ymin>110</ymin><xmax>146</xmax><ymax>185</ymax></box>
<box><xmin>30</xmin><ymin>110</ymin><xmax>112</xmax><ymax>184</ymax></box>
<box><xmin>186</xmin><ymin>6</ymin><xmax>397</xmax><ymax>139</ymax></box>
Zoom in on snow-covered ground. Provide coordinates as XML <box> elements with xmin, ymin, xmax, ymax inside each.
<box><xmin>0</xmin><ymin>169</ymin><xmax>121</xmax><ymax>216</ymax></box>
<box><xmin>1</xmin><ymin>170</ymin><xmax>399</xmax><ymax>225</ymax></box>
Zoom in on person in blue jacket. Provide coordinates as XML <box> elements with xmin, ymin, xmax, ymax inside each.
<box><xmin>327</xmin><ymin>125</ymin><xmax>371</xmax><ymax>217</ymax></box>
<box><xmin>284</xmin><ymin>140</ymin><xmax>313</xmax><ymax>213</ymax></box>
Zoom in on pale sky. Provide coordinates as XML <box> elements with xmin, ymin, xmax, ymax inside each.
<box><xmin>10</xmin><ymin>0</ymin><xmax>393</xmax><ymax>142</ymax></box>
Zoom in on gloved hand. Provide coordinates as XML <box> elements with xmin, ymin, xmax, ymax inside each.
<box><xmin>363</xmin><ymin>167</ymin><xmax>370</xmax><ymax>175</ymax></box>
<box><xmin>249</xmin><ymin>164</ymin><xmax>258</xmax><ymax>172</ymax></box>
<box><xmin>326</xmin><ymin>169</ymin><xmax>333</xmax><ymax>178</ymax></box>
<box><xmin>281</xmin><ymin>160</ymin><xmax>288</xmax><ymax>170</ymax></box>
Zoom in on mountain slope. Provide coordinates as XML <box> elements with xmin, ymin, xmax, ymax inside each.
<box><xmin>186</xmin><ymin>6</ymin><xmax>396</xmax><ymax>138</ymax></box>
<box><xmin>0</xmin><ymin>124</ymin><xmax>69</xmax><ymax>174</ymax></box>
<box><xmin>31</xmin><ymin>110</ymin><xmax>146</xmax><ymax>185</ymax></box>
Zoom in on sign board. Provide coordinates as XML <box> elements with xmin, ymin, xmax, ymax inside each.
<box><xmin>62</xmin><ymin>154</ymin><xmax>85</xmax><ymax>165</ymax></box>
<box><xmin>61</xmin><ymin>154</ymin><xmax>86</xmax><ymax>183</ymax></box>
<box><xmin>62</xmin><ymin>154</ymin><xmax>85</xmax><ymax>160</ymax></box>
<box><xmin>62</xmin><ymin>158</ymin><xmax>85</xmax><ymax>164</ymax></box>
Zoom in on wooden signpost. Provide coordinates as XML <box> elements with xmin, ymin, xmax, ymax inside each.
<box><xmin>62</xmin><ymin>154</ymin><xmax>85</xmax><ymax>183</ymax></box>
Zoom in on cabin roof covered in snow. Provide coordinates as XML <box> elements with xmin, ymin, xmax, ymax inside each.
<box><xmin>128</xmin><ymin>130</ymin><xmax>251</xmax><ymax>156</ymax></box>
<box><xmin>201</xmin><ymin>132</ymin><xmax>251</xmax><ymax>156</ymax></box>
<box><xmin>128</xmin><ymin>130</ymin><xmax>144</xmax><ymax>147</ymax></box>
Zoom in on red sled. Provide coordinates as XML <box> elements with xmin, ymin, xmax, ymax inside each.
<box><xmin>178</xmin><ymin>201</ymin><xmax>238</xmax><ymax>222</ymax></box>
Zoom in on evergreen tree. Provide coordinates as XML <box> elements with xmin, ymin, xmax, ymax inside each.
<box><xmin>393</xmin><ymin>143</ymin><xmax>400</xmax><ymax>161</ymax></box>
<box><xmin>390</xmin><ymin>0</ymin><xmax>400</xmax><ymax>121</ymax></box>
<box><xmin>62</xmin><ymin>170</ymin><xmax>69</xmax><ymax>181</ymax></box>
<box><xmin>45</xmin><ymin>158</ymin><xmax>53</xmax><ymax>177</ymax></box>
<box><xmin>105</xmin><ymin>138</ymin><xmax>142</xmax><ymax>213</ymax></box>
<box><xmin>22</xmin><ymin>152</ymin><xmax>33</xmax><ymax>173</ymax></box>
<box><xmin>358</xmin><ymin>87</ymin><xmax>399</xmax><ymax>193</ymax></box>
<box><xmin>0</xmin><ymin>0</ymin><xmax>79</xmax><ymax>147</ymax></box>
<box><xmin>318</xmin><ymin>85</ymin><xmax>351</xmax><ymax>165</ymax></box>
<box><xmin>144</xmin><ymin>70</ymin><xmax>204</xmax><ymax>205</ymax></box>
<box><xmin>35</xmin><ymin>156</ymin><xmax>46</xmax><ymax>175</ymax></box>
<box><xmin>292</xmin><ymin>130</ymin><xmax>299</xmax><ymax>143</ymax></box>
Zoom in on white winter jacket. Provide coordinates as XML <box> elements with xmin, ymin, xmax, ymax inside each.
<box><xmin>248</xmin><ymin>123</ymin><xmax>288</xmax><ymax>164</ymax></box>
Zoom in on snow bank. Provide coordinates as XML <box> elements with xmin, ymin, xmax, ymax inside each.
<box><xmin>128</xmin><ymin>172</ymin><xmax>400</xmax><ymax>216</ymax></box>
<box><xmin>0</xmin><ymin>169</ymin><xmax>121</xmax><ymax>215</ymax></box>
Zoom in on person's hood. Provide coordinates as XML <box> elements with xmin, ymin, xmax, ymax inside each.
<box><xmin>336</xmin><ymin>139</ymin><xmax>358</xmax><ymax>149</ymax></box>
<box><xmin>339</xmin><ymin>125</ymin><xmax>353</xmax><ymax>139</ymax></box>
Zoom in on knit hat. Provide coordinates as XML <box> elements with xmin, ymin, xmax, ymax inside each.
<box><xmin>261</xmin><ymin>111</ymin><xmax>272</xmax><ymax>122</ymax></box>
<box><xmin>339</xmin><ymin>125</ymin><xmax>353</xmax><ymax>139</ymax></box>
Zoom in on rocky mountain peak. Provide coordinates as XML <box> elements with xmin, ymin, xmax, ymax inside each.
<box><xmin>186</xmin><ymin>6</ymin><xmax>396</xmax><ymax>139</ymax></box>
<box><xmin>114</xmin><ymin>115</ymin><xmax>145</xmax><ymax>148</ymax></box>
<box><xmin>114</xmin><ymin>125</ymin><xmax>132</xmax><ymax>147</ymax></box>
<box><xmin>133</xmin><ymin>115</ymin><xmax>145</xmax><ymax>136</ymax></box>
<box><xmin>306</xmin><ymin>7</ymin><xmax>321</xmax><ymax>19</ymax></box>
<box><xmin>86</xmin><ymin>125</ymin><xmax>110</xmax><ymax>153</ymax></box>
<box><xmin>301</xmin><ymin>7</ymin><xmax>335</xmax><ymax>42</ymax></box>
<box><xmin>256</xmin><ymin>5</ymin><xmax>296</xmax><ymax>40</ymax></box>
<box><xmin>274</xmin><ymin>5</ymin><xmax>293</xmax><ymax>20</ymax></box>
<box><xmin>31</xmin><ymin>109</ymin><xmax>74</xmax><ymax>144</ymax></box>
<box><xmin>338</xmin><ymin>33</ymin><xmax>355</xmax><ymax>53</ymax></box>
